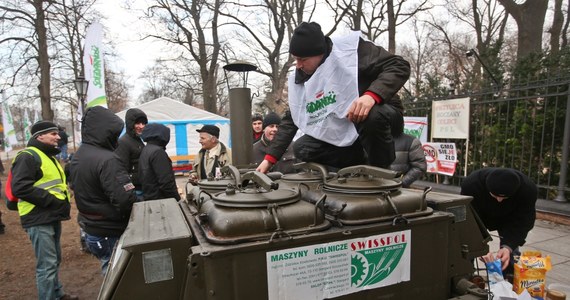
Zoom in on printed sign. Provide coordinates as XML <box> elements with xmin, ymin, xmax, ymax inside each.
<box><xmin>431</xmin><ymin>97</ymin><xmax>470</xmax><ymax>139</ymax></box>
<box><xmin>266</xmin><ymin>230</ymin><xmax>411</xmax><ymax>300</ymax></box>
<box><xmin>422</xmin><ymin>142</ymin><xmax>458</xmax><ymax>176</ymax></box>
<box><xmin>404</xmin><ymin>116</ymin><xmax>428</xmax><ymax>143</ymax></box>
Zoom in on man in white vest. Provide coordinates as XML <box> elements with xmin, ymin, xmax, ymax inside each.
<box><xmin>257</xmin><ymin>22</ymin><xmax>410</xmax><ymax>172</ymax></box>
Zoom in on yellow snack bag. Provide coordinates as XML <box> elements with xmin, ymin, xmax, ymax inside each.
<box><xmin>513</xmin><ymin>254</ymin><xmax>552</xmax><ymax>299</ymax></box>
<box><xmin>522</xmin><ymin>250</ymin><xmax>542</xmax><ymax>257</ymax></box>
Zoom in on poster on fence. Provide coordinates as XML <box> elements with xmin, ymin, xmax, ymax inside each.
<box><xmin>403</xmin><ymin>116</ymin><xmax>428</xmax><ymax>143</ymax></box>
<box><xmin>431</xmin><ymin>97</ymin><xmax>470</xmax><ymax>139</ymax></box>
<box><xmin>422</xmin><ymin>142</ymin><xmax>458</xmax><ymax>176</ymax></box>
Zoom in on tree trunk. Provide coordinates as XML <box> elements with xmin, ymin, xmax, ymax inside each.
<box><xmin>387</xmin><ymin>0</ymin><xmax>396</xmax><ymax>53</ymax></box>
<box><xmin>34</xmin><ymin>0</ymin><xmax>53</xmax><ymax>121</ymax></box>
<box><xmin>550</xmin><ymin>0</ymin><xmax>564</xmax><ymax>55</ymax></box>
<box><xmin>202</xmin><ymin>75</ymin><xmax>218</xmax><ymax>113</ymax></box>
<box><xmin>498</xmin><ymin>0</ymin><xmax>548</xmax><ymax>59</ymax></box>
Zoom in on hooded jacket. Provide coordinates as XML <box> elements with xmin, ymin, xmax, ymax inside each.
<box><xmin>115</xmin><ymin>108</ymin><xmax>147</xmax><ymax>190</ymax></box>
<box><xmin>69</xmin><ymin>106</ymin><xmax>137</xmax><ymax>237</ymax></box>
<box><xmin>138</xmin><ymin>123</ymin><xmax>180</xmax><ymax>201</ymax></box>
<box><xmin>10</xmin><ymin>138</ymin><xmax>70</xmax><ymax>228</ymax></box>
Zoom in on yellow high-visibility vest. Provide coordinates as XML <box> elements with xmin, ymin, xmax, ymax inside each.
<box><xmin>14</xmin><ymin>147</ymin><xmax>68</xmax><ymax>216</ymax></box>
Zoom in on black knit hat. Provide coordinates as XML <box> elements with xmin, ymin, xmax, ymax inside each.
<box><xmin>196</xmin><ymin>124</ymin><xmax>220</xmax><ymax>138</ymax></box>
<box><xmin>486</xmin><ymin>168</ymin><xmax>521</xmax><ymax>197</ymax></box>
<box><xmin>31</xmin><ymin>121</ymin><xmax>59</xmax><ymax>138</ymax></box>
<box><xmin>263</xmin><ymin>112</ymin><xmax>281</xmax><ymax>128</ymax></box>
<box><xmin>289</xmin><ymin>22</ymin><xmax>327</xmax><ymax>57</ymax></box>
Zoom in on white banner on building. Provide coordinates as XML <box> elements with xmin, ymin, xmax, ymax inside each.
<box><xmin>266</xmin><ymin>230</ymin><xmax>411</xmax><ymax>300</ymax></box>
<box><xmin>83</xmin><ymin>22</ymin><xmax>107</xmax><ymax>109</ymax></box>
<box><xmin>431</xmin><ymin>97</ymin><xmax>470</xmax><ymax>139</ymax></box>
<box><xmin>422</xmin><ymin>142</ymin><xmax>458</xmax><ymax>176</ymax></box>
<box><xmin>403</xmin><ymin>116</ymin><xmax>428</xmax><ymax>143</ymax></box>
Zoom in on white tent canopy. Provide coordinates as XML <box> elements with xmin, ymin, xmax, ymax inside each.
<box><xmin>116</xmin><ymin>97</ymin><xmax>230</xmax><ymax>157</ymax></box>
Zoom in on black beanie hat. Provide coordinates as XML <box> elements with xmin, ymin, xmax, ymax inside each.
<box><xmin>31</xmin><ymin>121</ymin><xmax>59</xmax><ymax>138</ymax></box>
<box><xmin>289</xmin><ymin>22</ymin><xmax>327</xmax><ymax>57</ymax></box>
<box><xmin>263</xmin><ymin>112</ymin><xmax>281</xmax><ymax>128</ymax></box>
<box><xmin>486</xmin><ymin>168</ymin><xmax>521</xmax><ymax>197</ymax></box>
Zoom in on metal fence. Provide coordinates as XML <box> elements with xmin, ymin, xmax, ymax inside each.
<box><xmin>402</xmin><ymin>71</ymin><xmax>570</xmax><ymax>202</ymax></box>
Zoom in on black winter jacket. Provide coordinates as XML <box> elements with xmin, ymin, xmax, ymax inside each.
<box><xmin>267</xmin><ymin>37</ymin><xmax>410</xmax><ymax>161</ymax></box>
<box><xmin>389</xmin><ymin>134</ymin><xmax>426</xmax><ymax>188</ymax></box>
<box><xmin>11</xmin><ymin>138</ymin><xmax>70</xmax><ymax>228</ymax></box>
<box><xmin>138</xmin><ymin>123</ymin><xmax>180</xmax><ymax>201</ymax></box>
<box><xmin>69</xmin><ymin>106</ymin><xmax>138</xmax><ymax>237</ymax></box>
<box><xmin>460</xmin><ymin>168</ymin><xmax>537</xmax><ymax>251</ymax></box>
<box><xmin>115</xmin><ymin>108</ymin><xmax>147</xmax><ymax>190</ymax></box>
<box><xmin>253</xmin><ymin>134</ymin><xmax>297</xmax><ymax>174</ymax></box>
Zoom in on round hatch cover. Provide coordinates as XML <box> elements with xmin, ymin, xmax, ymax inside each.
<box><xmin>323</xmin><ymin>165</ymin><xmax>402</xmax><ymax>193</ymax></box>
<box><xmin>280</xmin><ymin>162</ymin><xmax>332</xmax><ymax>183</ymax></box>
<box><xmin>212</xmin><ymin>187</ymin><xmax>300</xmax><ymax>208</ymax></box>
<box><xmin>198</xmin><ymin>178</ymin><xmax>236</xmax><ymax>191</ymax></box>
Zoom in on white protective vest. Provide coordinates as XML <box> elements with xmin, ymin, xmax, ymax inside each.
<box><xmin>289</xmin><ymin>31</ymin><xmax>360</xmax><ymax>147</ymax></box>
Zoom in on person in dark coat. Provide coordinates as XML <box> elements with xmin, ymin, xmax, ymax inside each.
<box><xmin>389</xmin><ymin>133</ymin><xmax>426</xmax><ymax>188</ymax></box>
<box><xmin>138</xmin><ymin>123</ymin><xmax>180</xmax><ymax>201</ymax></box>
<box><xmin>115</xmin><ymin>108</ymin><xmax>148</xmax><ymax>195</ymax></box>
<box><xmin>253</xmin><ymin>112</ymin><xmax>297</xmax><ymax>174</ymax></box>
<box><xmin>257</xmin><ymin>22</ymin><xmax>410</xmax><ymax>173</ymax></box>
<box><xmin>57</xmin><ymin>126</ymin><xmax>69</xmax><ymax>161</ymax></box>
<box><xmin>460</xmin><ymin>167</ymin><xmax>537</xmax><ymax>276</ymax></box>
<box><xmin>69</xmin><ymin>106</ymin><xmax>138</xmax><ymax>275</ymax></box>
<box><xmin>252</xmin><ymin>113</ymin><xmax>263</xmax><ymax>143</ymax></box>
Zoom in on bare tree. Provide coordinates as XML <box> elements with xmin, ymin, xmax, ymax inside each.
<box><xmin>497</xmin><ymin>0</ymin><xmax>548</xmax><ymax>58</ymax></box>
<box><xmin>105</xmin><ymin>68</ymin><xmax>130</xmax><ymax>112</ymax></box>
<box><xmin>49</xmin><ymin>0</ymin><xmax>98</xmax><ymax>112</ymax></box>
<box><xmin>144</xmin><ymin>0</ymin><xmax>223</xmax><ymax>113</ymax></box>
<box><xmin>324</xmin><ymin>0</ymin><xmax>430</xmax><ymax>53</ymax></box>
<box><xmin>137</xmin><ymin>59</ymin><xmax>198</xmax><ymax>105</ymax></box>
<box><xmin>399</xmin><ymin>18</ymin><xmax>440</xmax><ymax>97</ymax></box>
<box><xmin>219</xmin><ymin>0</ymin><xmax>317</xmax><ymax>114</ymax></box>
<box><xmin>0</xmin><ymin>0</ymin><xmax>54</xmax><ymax>120</ymax></box>
<box><xmin>428</xmin><ymin>0</ymin><xmax>509</xmax><ymax>91</ymax></box>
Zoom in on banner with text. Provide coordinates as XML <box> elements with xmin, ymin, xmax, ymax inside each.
<box><xmin>403</xmin><ymin>116</ymin><xmax>428</xmax><ymax>143</ymax></box>
<box><xmin>83</xmin><ymin>22</ymin><xmax>107</xmax><ymax>109</ymax></box>
<box><xmin>266</xmin><ymin>230</ymin><xmax>411</xmax><ymax>300</ymax></box>
<box><xmin>422</xmin><ymin>142</ymin><xmax>458</xmax><ymax>176</ymax></box>
<box><xmin>431</xmin><ymin>97</ymin><xmax>470</xmax><ymax>139</ymax></box>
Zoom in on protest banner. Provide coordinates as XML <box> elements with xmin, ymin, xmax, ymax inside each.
<box><xmin>403</xmin><ymin>116</ymin><xmax>428</xmax><ymax>143</ymax></box>
<box><xmin>422</xmin><ymin>142</ymin><xmax>458</xmax><ymax>176</ymax></box>
<box><xmin>431</xmin><ymin>98</ymin><xmax>470</xmax><ymax>139</ymax></box>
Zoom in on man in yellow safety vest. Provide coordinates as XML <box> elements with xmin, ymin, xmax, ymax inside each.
<box><xmin>10</xmin><ymin>120</ymin><xmax>78</xmax><ymax>300</ymax></box>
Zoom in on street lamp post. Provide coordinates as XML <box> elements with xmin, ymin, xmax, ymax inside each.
<box><xmin>73</xmin><ymin>75</ymin><xmax>89</xmax><ymax>116</ymax></box>
<box><xmin>465</xmin><ymin>48</ymin><xmax>501</xmax><ymax>92</ymax></box>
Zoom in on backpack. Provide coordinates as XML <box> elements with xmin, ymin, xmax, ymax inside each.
<box><xmin>5</xmin><ymin>149</ymin><xmax>41</xmax><ymax>211</ymax></box>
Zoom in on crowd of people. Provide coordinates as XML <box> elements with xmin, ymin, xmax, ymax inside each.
<box><xmin>1</xmin><ymin>21</ymin><xmax>537</xmax><ymax>299</ymax></box>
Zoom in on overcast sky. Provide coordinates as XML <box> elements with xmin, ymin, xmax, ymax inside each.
<box><xmin>94</xmin><ymin>0</ymin><xmax>164</xmax><ymax>98</ymax></box>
